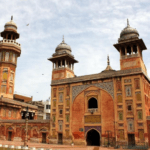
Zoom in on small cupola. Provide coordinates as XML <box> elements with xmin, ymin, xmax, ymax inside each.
<box><xmin>1</xmin><ymin>16</ymin><xmax>20</xmax><ymax>40</ymax></box>
<box><xmin>119</xmin><ymin>19</ymin><xmax>139</xmax><ymax>42</ymax></box>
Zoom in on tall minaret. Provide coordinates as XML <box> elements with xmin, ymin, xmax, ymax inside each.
<box><xmin>114</xmin><ymin>19</ymin><xmax>147</xmax><ymax>74</ymax></box>
<box><xmin>48</xmin><ymin>36</ymin><xmax>78</xmax><ymax>80</ymax></box>
<box><xmin>0</xmin><ymin>16</ymin><xmax>21</xmax><ymax>99</ymax></box>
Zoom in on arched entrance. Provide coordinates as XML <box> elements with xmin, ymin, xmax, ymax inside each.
<box><xmin>86</xmin><ymin>129</ymin><xmax>100</xmax><ymax>146</ymax></box>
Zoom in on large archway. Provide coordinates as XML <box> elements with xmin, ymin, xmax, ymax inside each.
<box><xmin>86</xmin><ymin>129</ymin><xmax>100</xmax><ymax>146</ymax></box>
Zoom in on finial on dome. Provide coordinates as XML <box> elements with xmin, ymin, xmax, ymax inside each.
<box><xmin>62</xmin><ymin>35</ymin><xmax>65</xmax><ymax>43</ymax></box>
<box><xmin>127</xmin><ymin>18</ymin><xmax>130</xmax><ymax>26</ymax></box>
<box><xmin>11</xmin><ymin>16</ymin><xmax>13</xmax><ymax>21</ymax></box>
<box><xmin>107</xmin><ymin>55</ymin><xmax>110</xmax><ymax>66</ymax></box>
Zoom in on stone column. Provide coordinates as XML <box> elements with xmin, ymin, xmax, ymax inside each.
<box><xmin>119</xmin><ymin>47</ymin><xmax>122</xmax><ymax>59</ymax></box>
<box><xmin>60</xmin><ymin>60</ymin><xmax>62</xmax><ymax>68</ymax></box>
<box><xmin>56</xmin><ymin>61</ymin><xmax>58</xmax><ymax>69</ymax></box>
<box><xmin>131</xmin><ymin>45</ymin><xmax>133</xmax><ymax>55</ymax></box>
<box><xmin>125</xmin><ymin>46</ymin><xmax>127</xmax><ymax>58</ymax></box>
<box><xmin>53</xmin><ymin>62</ymin><xmax>54</xmax><ymax>70</ymax></box>
<box><xmin>72</xmin><ymin>63</ymin><xmax>74</xmax><ymax>71</ymax></box>
<box><xmin>65</xmin><ymin>59</ymin><xmax>66</xmax><ymax>68</ymax></box>
<box><xmin>137</xmin><ymin>45</ymin><xmax>140</xmax><ymax>56</ymax></box>
<box><xmin>11</xmin><ymin>34</ymin><xmax>13</xmax><ymax>40</ymax></box>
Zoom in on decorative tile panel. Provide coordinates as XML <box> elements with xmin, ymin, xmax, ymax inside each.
<box><xmin>138</xmin><ymin>123</ymin><xmax>143</xmax><ymax>127</ymax></box>
<box><xmin>125</xmin><ymin>85</ymin><xmax>132</xmax><ymax>97</ymax></box>
<box><xmin>138</xmin><ymin>129</ymin><xmax>144</xmax><ymax>141</ymax></box>
<box><xmin>84</xmin><ymin>90</ymin><xmax>99</xmax><ymax>96</ymax></box>
<box><xmin>59</xmin><ymin>87</ymin><xmax>64</xmax><ymax>91</ymax></box>
<box><xmin>137</xmin><ymin>110</ymin><xmax>143</xmax><ymax>120</ymax></box>
<box><xmin>124</xmin><ymin>79</ymin><xmax>131</xmax><ymax>83</ymax></box>
<box><xmin>66</xmin><ymin>87</ymin><xmax>70</xmax><ymax>96</ymax></box>
<box><xmin>116</xmin><ymin>80</ymin><xmax>122</xmax><ymax>92</ymax></box>
<box><xmin>134</xmin><ymin>78</ymin><xmax>140</xmax><ymax>89</ymax></box>
<box><xmin>59</xmin><ymin>92</ymin><xmax>63</xmax><ymax>103</ymax></box>
<box><xmin>58</xmin><ymin>120</ymin><xmax>63</xmax><ymax>132</ymax></box>
<box><xmin>118</xmin><ymin>105</ymin><xmax>123</xmax><ymax>109</ymax></box>
<box><xmin>117</xmin><ymin>94</ymin><xmax>122</xmax><ymax>103</ymax></box>
<box><xmin>137</xmin><ymin>103</ymin><xmax>142</xmax><ymax>107</ymax></box>
<box><xmin>118</xmin><ymin>123</ymin><xmax>124</xmax><ymax>127</ymax></box>
<box><xmin>53</xmin><ymin>88</ymin><xmax>57</xmax><ymax>98</ymax></box>
<box><xmin>84</xmin><ymin>126</ymin><xmax>101</xmax><ymax>133</ymax></box>
<box><xmin>118</xmin><ymin>129</ymin><xmax>125</xmax><ymax>140</ymax></box>
<box><xmin>135</xmin><ymin>92</ymin><xmax>141</xmax><ymax>101</ymax></box>
<box><xmin>127</xmin><ymin>118</ymin><xmax>134</xmax><ymax>132</ymax></box>
<box><xmin>72</xmin><ymin>81</ymin><xmax>114</xmax><ymax>102</ymax></box>
<box><xmin>84</xmin><ymin>115</ymin><xmax>101</xmax><ymax>123</ymax></box>
<box><xmin>118</xmin><ymin>111</ymin><xmax>123</xmax><ymax>120</ymax></box>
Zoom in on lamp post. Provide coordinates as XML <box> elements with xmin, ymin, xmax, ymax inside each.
<box><xmin>24</xmin><ymin>106</ymin><xmax>29</xmax><ymax>147</ymax></box>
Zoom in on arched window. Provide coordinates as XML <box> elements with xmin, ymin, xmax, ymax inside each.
<box><xmin>121</xmin><ymin>47</ymin><xmax>125</xmax><ymax>55</ymax></box>
<box><xmin>133</xmin><ymin>45</ymin><xmax>137</xmax><ymax>54</ymax></box>
<box><xmin>88</xmin><ymin>97</ymin><xmax>98</xmax><ymax>109</ymax></box>
<box><xmin>8</xmin><ymin>34</ymin><xmax>11</xmax><ymax>40</ymax></box>
<box><xmin>127</xmin><ymin>46</ymin><xmax>131</xmax><ymax>55</ymax></box>
<box><xmin>58</xmin><ymin>60</ymin><xmax>61</xmax><ymax>68</ymax></box>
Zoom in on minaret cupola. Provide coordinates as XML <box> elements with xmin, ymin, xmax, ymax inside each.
<box><xmin>114</xmin><ymin>19</ymin><xmax>147</xmax><ymax>74</ymax></box>
<box><xmin>48</xmin><ymin>36</ymin><xmax>78</xmax><ymax>80</ymax></box>
<box><xmin>1</xmin><ymin>16</ymin><xmax>20</xmax><ymax>40</ymax></box>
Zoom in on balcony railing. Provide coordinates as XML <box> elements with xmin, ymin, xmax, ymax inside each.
<box><xmin>0</xmin><ymin>39</ymin><xmax>21</xmax><ymax>47</ymax></box>
<box><xmin>121</xmin><ymin>53</ymin><xmax>139</xmax><ymax>59</ymax></box>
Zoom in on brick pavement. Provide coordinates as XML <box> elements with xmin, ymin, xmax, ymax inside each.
<box><xmin>0</xmin><ymin>140</ymin><xmax>115</xmax><ymax>150</ymax></box>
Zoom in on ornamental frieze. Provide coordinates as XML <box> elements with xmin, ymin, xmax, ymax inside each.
<box><xmin>72</xmin><ymin>81</ymin><xmax>114</xmax><ymax>102</ymax></box>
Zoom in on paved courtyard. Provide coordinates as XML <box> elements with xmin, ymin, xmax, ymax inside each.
<box><xmin>0</xmin><ymin>140</ymin><xmax>114</xmax><ymax>150</ymax></box>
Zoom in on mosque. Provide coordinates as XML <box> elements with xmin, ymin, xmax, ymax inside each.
<box><xmin>48</xmin><ymin>19</ymin><xmax>150</xmax><ymax>146</ymax></box>
<box><xmin>0</xmin><ymin>17</ymin><xmax>150</xmax><ymax>146</ymax></box>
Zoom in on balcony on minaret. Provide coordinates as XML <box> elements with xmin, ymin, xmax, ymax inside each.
<box><xmin>0</xmin><ymin>39</ymin><xmax>21</xmax><ymax>47</ymax></box>
<box><xmin>120</xmin><ymin>44</ymin><xmax>141</xmax><ymax>60</ymax></box>
<box><xmin>48</xmin><ymin>36</ymin><xmax>78</xmax><ymax>80</ymax></box>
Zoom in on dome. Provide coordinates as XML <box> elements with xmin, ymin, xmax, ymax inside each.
<box><xmin>119</xmin><ymin>19</ymin><xmax>139</xmax><ymax>40</ymax></box>
<box><xmin>4</xmin><ymin>16</ymin><xmax>17</xmax><ymax>31</ymax></box>
<box><xmin>55</xmin><ymin>36</ymin><xmax>72</xmax><ymax>53</ymax></box>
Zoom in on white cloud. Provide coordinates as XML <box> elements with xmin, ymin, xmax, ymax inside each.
<box><xmin>0</xmin><ymin>0</ymin><xmax>150</xmax><ymax>100</ymax></box>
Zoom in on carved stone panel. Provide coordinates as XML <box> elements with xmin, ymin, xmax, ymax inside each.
<box><xmin>84</xmin><ymin>115</ymin><xmax>101</xmax><ymax>123</ymax></box>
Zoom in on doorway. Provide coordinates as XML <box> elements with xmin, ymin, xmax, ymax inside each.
<box><xmin>8</xmin><ymin>131</ymin><xmax>12</xmax><ymax>141</ymax></box>
<box><xmin>86</xmin><ymin>129</ymin><xmax>100</xmax><ymax>146</ymax></box>
<box><xmin>128</xmin><ymin>134</ymin><xmax>135</xmax><ymax>146</ymax></box>
<box><xmin>58</xmin><ymin>133</ymin><xmax>63</xmax><ymax>144</ymax></box>
<box><xmin>42</xmin><ymin>133</ymin><xmax>46</xmax><ymax>143</ymax></box>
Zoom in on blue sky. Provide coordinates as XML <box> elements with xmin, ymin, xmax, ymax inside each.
<box><xmin>1</xmin><ymin>0</ymin><xmax>150</xmax><ymax>100</ymax></box>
